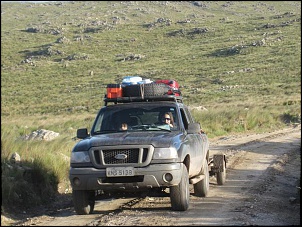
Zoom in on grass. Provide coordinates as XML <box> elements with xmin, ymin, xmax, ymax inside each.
<box><xmin>1</xmin><ymin>1</ymin><xmax>301</xmax><ymax>217</ymax></box>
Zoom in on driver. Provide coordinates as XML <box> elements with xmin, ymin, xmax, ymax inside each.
<box><xmin>160</xmin><ymin>112</ymin><xmax>174</xmax><ymax>128</ymax></box>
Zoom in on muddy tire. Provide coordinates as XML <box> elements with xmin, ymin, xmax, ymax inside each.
<box><xmin>72</xmin><ymin>190</ymin><xmax>95</xmax><ymax>215</ymax></box>
<box><xmin>170</xmin><ymin>165</ymin><xmax>190</xmax><ymax>211</ymax></box>
<box><xmin>193</xmin><ymin>159</ymin><xmax>209</xmax><ymax>197</ymax></box>
<box><xmin>216</xmin><ymin>158</ymin><xmax>226</xmax><ymax>185</ymax></box>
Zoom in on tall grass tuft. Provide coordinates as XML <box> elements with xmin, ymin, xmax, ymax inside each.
<box><xmin>1</xmin><ymin>155</ymin><xmax>59</xmax><ymax>209</ymax></box>
<box><xmin>1</xmin><ymin>121</ymin><xmax>75</xmax><ymax>210</ymax></box>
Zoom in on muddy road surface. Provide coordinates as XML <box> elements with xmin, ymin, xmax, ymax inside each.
<box><xmin>9</xmin><ymin>125</ymin><xmax>301</xmax><ymax>226</ymax></box>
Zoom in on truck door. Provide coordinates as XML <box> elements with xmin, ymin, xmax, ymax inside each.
<box><xmin>180</xmin><ymin>107</ymin><xmax>203</xmax><ymax>176</ymax></box>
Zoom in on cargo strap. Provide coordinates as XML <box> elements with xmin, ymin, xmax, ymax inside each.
<box><xmin>140</xmin><ymin>84</ymin><xmax>145</xmax><ymax>99</ymax></box>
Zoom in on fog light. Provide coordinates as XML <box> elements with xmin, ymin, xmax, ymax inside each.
<box><xmin>163</xmin><ymin>173</ymin><xmax>173</xmax><ymax>182</ymax></box>
<box><xmin>73</xmin><ymin>177</ymin><xmax>81</xmax><ymax>186</ymax></box>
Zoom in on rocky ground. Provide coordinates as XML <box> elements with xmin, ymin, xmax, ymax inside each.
<box><xmin>1</xmin><ymin>125</ymin><xmax>300</xmax><ymax>226</ymax></box>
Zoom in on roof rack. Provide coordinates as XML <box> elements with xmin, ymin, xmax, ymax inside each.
<box><xmin>104</xmin><ymin>95</ymin><xmax>183</xmax><ymax>106</ymax></box>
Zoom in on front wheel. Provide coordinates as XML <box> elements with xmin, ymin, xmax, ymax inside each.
<box><xmin>72</xmin><ymin>190</ymin><xmax>95</xmax><ymax>215</ymax></box>
<box><xmin>170</xmin><ymin>165</ymin><xmax>190</xmax><ymax>211</ymax></box>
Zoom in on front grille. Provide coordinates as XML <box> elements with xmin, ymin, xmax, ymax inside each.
<box><xmin>93</xmin><ymin>147</ymin><xmax>150</xmax><ymax>166</ymax></box>
<box><xmin>103</xmin><ymin>148</ymin><xmax>139</xmax><ymax>164</ymax></box>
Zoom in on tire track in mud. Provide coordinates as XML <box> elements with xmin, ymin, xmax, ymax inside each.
<box><xmin>15</xmin><ymin>197</ymin><xmax>143</xmax><ymax>226</ymax></box>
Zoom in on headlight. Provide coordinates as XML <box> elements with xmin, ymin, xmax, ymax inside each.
<box><xmin>153</xmin><ymin>147</ymin><xmax>178</xmax><ymax>159</ymax></box>
<box><xmin>70</xmin><ymin>151</ymin><xmax>91</xmax><ymax>163</ymax></box>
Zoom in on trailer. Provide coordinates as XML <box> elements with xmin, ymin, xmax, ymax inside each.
<box><xmin>208</xmin><ymin>154</ymin><xmax>227</xmax><ymax>185</ymax></box>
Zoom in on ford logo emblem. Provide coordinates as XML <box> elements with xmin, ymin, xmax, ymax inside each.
<box><xmin>115</xmin><ymin>154</ymin><xmax>127</xmax><ymax>160</ymax></box>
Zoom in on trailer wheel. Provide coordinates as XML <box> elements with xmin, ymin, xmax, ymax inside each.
<box><xmin>170</xmin><ymin>165</ymin><xmax>190</xmax><ymax>211</ymax></box>
<box><xmin>216</xmin><ymin>158</ymin><xmax>226</xmax><ymax>185</ymax></box>
<box><xmin>72</xmin><ymin>190</ymin><xmax>95</xmax><ymax>215</ymax></box>
<box><xmin>193</xmin><ymin>159</ymin><xmax>209</xmax><ymax>197</ymax></box>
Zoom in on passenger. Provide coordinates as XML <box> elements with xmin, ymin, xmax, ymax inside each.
<box><xmin>120</xmin><ymin>123</ymin><xmax>128</xmax><ymax>131</ymax></box>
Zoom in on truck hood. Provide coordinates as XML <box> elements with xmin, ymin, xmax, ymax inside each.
<box><xmin>73</xmin><ymin>131</ymin><xmax>183</xmax><ymax>151</ymax></box>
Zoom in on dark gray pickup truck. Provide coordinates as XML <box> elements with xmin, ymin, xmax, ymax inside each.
<box><xmin>69</xmin><ymin>95</ymin><xmax>226</xmax><ymax>215</ymax></box>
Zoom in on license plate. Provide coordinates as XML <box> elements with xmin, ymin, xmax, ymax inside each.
<box><xmin>106</xmin><ymin>167</ymin><xmax>134</xmax><ymax>177</ymax></box>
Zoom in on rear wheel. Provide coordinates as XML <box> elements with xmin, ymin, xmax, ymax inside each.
<box><xmin>193</xmin><ymin>159</ymin><xmax>209</xmax><ymax>197</ymax></box>
<box><xmin>72</xmin><ymin>190</ymin><xmax>95</xmax><ymax>215</ymax></box>
<box><xmin>170</xmin><ymin>165</ymin><xmax>190</xmax><ymax>211</ymax></box>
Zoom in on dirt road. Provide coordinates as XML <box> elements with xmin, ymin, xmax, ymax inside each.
<box><xmin>10</xmin><ymin>125</ymin><xmax>301</xmax><ymax>226</ymax></box>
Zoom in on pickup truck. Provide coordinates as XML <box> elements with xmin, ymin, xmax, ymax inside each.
<box><xmin>69</xmin><ymin>94</ymin><xmax>226</xmax><ymax>215</ymax></box>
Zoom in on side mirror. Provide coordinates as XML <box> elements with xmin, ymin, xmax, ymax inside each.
<box><xmin>187</xmin><ymin>123</ymin><xmax>201</xmax><ymax>134</ymax></box>
<box><xmin>77</xmin><ymin>128</ymin><xmax>89</xmax><ymax>139</ymax></box>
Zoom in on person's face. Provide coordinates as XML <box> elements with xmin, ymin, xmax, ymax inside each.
<box><xmin>121</xmin><ymin>123</ymin><xmax>127</xmax><ymax>130</ymax></box>
<box><xmin>163</xmin><ymin>114</ymin><xmax>171</xmax><ymax>124</ymax></box>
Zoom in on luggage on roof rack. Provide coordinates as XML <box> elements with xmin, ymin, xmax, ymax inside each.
<box><xmin>121</xmin><ymin>76</ymin><xmax>143</xmax><ymax>86</ymax></box>
<box><xmin>155</xmin><ymin>80</ymin><xmax>181</xmax><ymax>96</ymax></box>
<box><xmin>123</xmin><ymin>83</ymin><xmax>170</xmax><ymax>97</ymax></box>
<box><xmin>106</xmin><ymin>84</ymin><xmax>123</xmax><ymax>98</ymax></box>
<box><xmin>104</xmin><ymin>79</ymin><xmax>182</xmax><ymax>106</ymax></box>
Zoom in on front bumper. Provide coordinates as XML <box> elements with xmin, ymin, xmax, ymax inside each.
<box><xmin>69</xmin><ymin>163</ymin><xmax>183</xmax><ymax>191</ymax></box>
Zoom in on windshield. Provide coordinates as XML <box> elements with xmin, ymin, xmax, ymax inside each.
<box><xmin>91</xmin><ymin>104</ymin><xmax>179</xmax><ymax>134</ymax></box>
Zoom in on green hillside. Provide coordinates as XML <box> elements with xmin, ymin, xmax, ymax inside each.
<box><xmin>1</xmin><ymin>1</ymin><xmax>301</xmax><ymax>115</ymax></box>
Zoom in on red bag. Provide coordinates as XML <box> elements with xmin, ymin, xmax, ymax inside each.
<box><xmin>155</xmin><ymin>80</ymin><xmax>181</xmax><ymax>96</ymax></box>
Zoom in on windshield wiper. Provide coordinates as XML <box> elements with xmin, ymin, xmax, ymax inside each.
<box><xmin>93</xmin><ymin>130</ymin><xmax>118</xmax><ymax>134</ymax></box>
